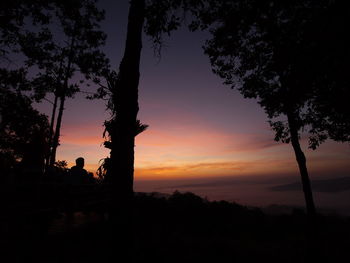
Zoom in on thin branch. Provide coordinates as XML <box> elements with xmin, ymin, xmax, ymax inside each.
<box><xmin>43</xmin><ymin>97</ymin><xmax>54</xmax><ymax>105</ymax></box>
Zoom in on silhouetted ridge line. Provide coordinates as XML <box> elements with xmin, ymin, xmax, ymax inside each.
<box><xmin>271</xmin><ymin>177</ymin><xmax>350</xmax><ymax>193</ymax></box>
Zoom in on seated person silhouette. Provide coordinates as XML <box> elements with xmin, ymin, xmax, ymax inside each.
<box><xmin>69</xmin><ymin>157</ymin><xmax>88</xmax><ymax>184</ymax></box>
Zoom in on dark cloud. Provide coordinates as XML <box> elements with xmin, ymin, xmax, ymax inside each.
<box><xmin>270</xmin><ymin>177</ymin><xmax>350</xmax><ymax>193</ymax></box>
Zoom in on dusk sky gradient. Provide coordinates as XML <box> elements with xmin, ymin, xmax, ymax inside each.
<box><xmin>36</xmin><ymin>0</ymin><xmax>349</xmax><ymax>212</ymax></box>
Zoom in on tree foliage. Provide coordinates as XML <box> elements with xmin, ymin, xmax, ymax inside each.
<box><xmin>0</xmin><ymin>73</ymin><xmax>49</xmax><ymax>175</ymax></box>
<box><xmin>0</xmin><ymin>0</ymin><xmax>109</xmax><ymax>175</ymax></box>
<box><xmin>189</xmin><ymin>0</ymin><xmax>350</xmax><ymax>215</ymax></box>
<box><xmin>196</xmin><ymin>0</ymin><xmax>349</xmax><ymax>149</ymax></box>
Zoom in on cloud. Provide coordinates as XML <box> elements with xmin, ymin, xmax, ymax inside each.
<box><xmin>134</xmin><ymin>158</ymin><xmax>297</xmax><ymax>180</ymax></box>
<box><xmin>182</xmin><ymin>161</ymin><xmax>254</xmax><ymax>172</ymax></box>
<box><xmin>228</xmin><ymin>133</ymin><xmax>280</xmax><ymax>152</ymax></box>
<box><xmin>137</xmin><ymin>160</ymin><xmax>251</xmax><ymax>175</ymax></box>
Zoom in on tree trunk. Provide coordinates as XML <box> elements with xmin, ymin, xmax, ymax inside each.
<box><xmin>105</xmin><ymin>0</ymin><xmax>145</xmax><ymax>259</ymax></box>
<box><xmin>49</xmin><ymin>38</ymin><xmax>75</xmax><ymax>167</ymax></box>
<box><xmin>45</xmin><ymin>93</ymin><xmax>58</xmax><ymax>169</ymax></box>
<box><xmin>107</xmin><ymin>0</ymin><xmax>145</xmax><ymax>200</ymax></box>
<box><xmin>45</xmin><ymin>57</ymin><xmax>64</xmax><ymax>170</ymax></box>
<box><xmin>287</xmin><ymin>111</ymin><xmax>316</xmax><ymax>216</ymax></box>
<box><xmin>49</xmin><ymin>94</ymin><xmax>66</xmax><ymax>166</ymax></box>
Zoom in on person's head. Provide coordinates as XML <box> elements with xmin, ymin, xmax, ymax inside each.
<box><xmin>75</xmin><ymin>157</ymin><xmax>84</xmax><ymax>168</ymax></box>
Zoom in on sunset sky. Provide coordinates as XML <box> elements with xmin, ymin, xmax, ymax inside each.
<box><xmin>36</xmin><ymin>0</ymin><xmax>349</xmax><ymax>212</ymax></box>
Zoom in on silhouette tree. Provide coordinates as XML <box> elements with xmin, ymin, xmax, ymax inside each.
<box><xmin>100</xmin><ymin>0</ymin><xmax>203</xmax><ymax>257</ymax></box>
<box><xmin>0</xmin><ymin>71</ymin><xmax>50</xmax><ymax>182</ymax></box>
<box><xmin>303</xmin><ymin>1</ymin><xmax>350</xmax><ymax>147</ymax></box>
<box><xmin>104</xmin><ymin>0</ymin><xmax>145</xmax><ymax>209</ymax></box>
<box><xmin>38</xmin><ymin>0</ymin><xmax>108</xmax><ymax>167</ymax></box>
<box><xmin>1</xmin><ymin>0</ymin><xmax>108</xmax><ymax>169</ymax></box>
<box><xmin>192</xmin><ymin>0</ymin><xmax>349</xmax><ymax>216</ymax></box>
<box><xmin>104</xmin><ymin>0</ymin><xmax>204</xmax><ymax>200</ymax></box>
<box><xmin>0</xmin><ymin>0</ymin><xmax>52</xmax><ymax>58</ymax></box>
<box><xmin>1</xmin><ymin>3</ymin><xmax>52</xmax><ymax>181</ymax></box>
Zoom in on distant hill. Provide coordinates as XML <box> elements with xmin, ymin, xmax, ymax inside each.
<box><xmin>270</xmin><ymin>176</ymin><xmax>350</xmax><ymax>193</ymax></box>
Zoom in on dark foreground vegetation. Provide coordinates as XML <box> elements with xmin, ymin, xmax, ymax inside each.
<box><xmin>1</xmin><ymin>189</ymin><xmax>349</xmax><ymax>263</ymax></box>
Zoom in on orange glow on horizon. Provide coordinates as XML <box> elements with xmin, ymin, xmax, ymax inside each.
<box><xmin>58</xmin><ymin>120</ymin><xmax>350</xmax><ymax>181</ymax></box>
